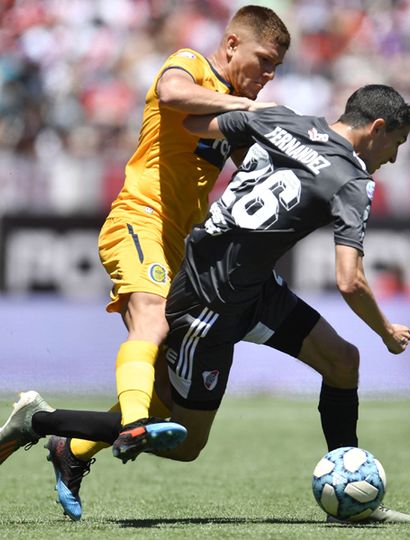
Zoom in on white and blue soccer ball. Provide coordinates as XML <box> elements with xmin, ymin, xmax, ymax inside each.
<box><xmin>312</xmin><ymin>447</ymin><xmax>386</xmax><ymax>521</ymax></box>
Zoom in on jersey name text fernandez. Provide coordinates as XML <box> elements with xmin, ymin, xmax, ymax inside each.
<box><xmin>265</xmin><ymin>126</ymin><xmax>331</xmax><ymax>175</ymax></box>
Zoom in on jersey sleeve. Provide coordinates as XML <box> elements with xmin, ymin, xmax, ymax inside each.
<box><xmin>217</xmin><ymin>106</ymin><xmax>294</xmax><ymax>148</ymax></box>
<box><xmin>330</xmin><ymin>178</ymin><xmax>375</xmax><ymax>254</ymax></box>
<box><xmin>158</xmin><ymin>49</ymin><xmax>206</xmax><ymax>85</ymax></box>
<box><xmin>217</xmin><ymin>110</ymin><xmax>256</xmax><ymax>147</ymax></box>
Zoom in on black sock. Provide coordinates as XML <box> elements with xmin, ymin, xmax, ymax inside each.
<box><xmin>32</xmin><ymin>410</ymin><xmax>122</xmax><ymax>444</ymax></box>
<box><xmin>318</xmin><ymin>382</ymin><xmax>358</xmax><ymax>451</ymax></box>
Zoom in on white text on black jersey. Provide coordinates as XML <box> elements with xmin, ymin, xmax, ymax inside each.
<box><xmin>265</xmin><ymin>126</ymin><xmax>331</xmax><ymax>175</ymax></box>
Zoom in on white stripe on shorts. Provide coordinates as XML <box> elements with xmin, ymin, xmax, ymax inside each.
<box><xmin>176</xmin><ymin>307</ymin><xmax>219</xmax><ymax>382</ymax></box>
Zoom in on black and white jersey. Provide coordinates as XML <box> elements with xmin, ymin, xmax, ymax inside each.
<box><xmin>183</xmin><ymin>106</ymin><xmax>375</xmax><ymax>310</ymax></box>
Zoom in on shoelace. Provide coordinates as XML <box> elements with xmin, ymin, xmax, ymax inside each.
<box><xmin>69</xmin><ymin>457</ymin><xmax>96</xmax><ymax>490</ymax></box>
<box><xmin>24</xmin><ymin>440</ymin><xmax>39</xmax><ymax>451</ymax></box>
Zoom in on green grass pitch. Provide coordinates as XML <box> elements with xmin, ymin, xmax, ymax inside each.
<box><xmin>0</xmin><ymin>394</ymin><xmax>409</xmax><ymax>539</ymax></box>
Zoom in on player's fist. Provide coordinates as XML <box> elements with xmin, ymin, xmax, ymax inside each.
<box><xmin>383</xmin><ymin>323</ymin><xmax>410</xmax><ymax>354</ymax></box>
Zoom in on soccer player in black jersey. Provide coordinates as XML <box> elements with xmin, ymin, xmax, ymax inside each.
<box><xmin>161</xmin><ymin>85</ymin><xmax>410</xmax><ymax>465</ymax></box>
<box><xmin>1</xmin><ymin>84</ymin><xmax>410</xmax><ymax>523</ymax></box>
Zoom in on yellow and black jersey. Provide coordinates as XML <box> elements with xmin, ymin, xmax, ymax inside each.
<box><xmin>109</xmin><ymin>48</ymin><xmax>234</xmax><ymax>261</ymax></box>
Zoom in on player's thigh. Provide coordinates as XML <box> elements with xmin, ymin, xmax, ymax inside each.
<box><xmin>245</xmin><ymin>273</ymin><xmax>319</xmax><ymax>357</ymax></box>
<box><xmin>298</xmin><ymin>317</ymin><xmax>359</xmax><ymax>387</ymax></box>
<box><xmin>259</xmin><ymin>288</ymin><xmax>359</xmax><ymax>387</ymax></box>
<box><xmin>98</xmin><ymin>217</ymin><xmax>174</xmax><ymax>315</ymax></box>
<box><xmin>166</xmin><ymin>314</ymin><xmax>235</xmax><ymax>412</ymax></box>
<box><xmin>165</xmin><ymin>270</ymin><xmax>237</xmax><ymax>414</ymax></box>
<box><xmin>166</xmin><ymin>403</ymin><xmax>218</xmax><ymax>461</ymax></box>
<box><xmin>154</xmin><ymin>347</ymin><xmax>173</xmax><ymax>410</ymax></box>
<box><xmin>252</xmin><ymin>277</ymin><xmax>358</xmax><ymax>386</ymax></box>
<box><xmin>124</xmin><ymin>292</ymin><xmax>168</xmax><ymax>342</ymax></box>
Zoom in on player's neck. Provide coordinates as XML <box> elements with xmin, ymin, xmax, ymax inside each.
<box><xmin>209</xmin><ymin>51</ymin><xmax>228</xmax><ymax>81</ymax></box>
<box><xmin>330</xmin><ymin>122</ymin><xmax>374</xmax><ymax>167</ymax></box>
<box><xmin>330</xmin><ymin>121</ymin><xmax>360</xmax><ymax>148</ymax></box>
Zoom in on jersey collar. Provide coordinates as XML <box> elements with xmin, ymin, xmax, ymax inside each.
<box><xmin>206</xmin><ymin>58</ymin><xmax>234</xmax><ymax>94</ymax></box>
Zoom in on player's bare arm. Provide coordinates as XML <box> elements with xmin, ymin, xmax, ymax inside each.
<box><xmin>158</xmin><ymin>69</ymin><xmax>278</xmax><ymax>115</ymax></box>
<box><xmin>157</xmin><ymin>69</ymin><xmax>254</xmax><ymax>114</ymax></box>
<box><xmin>335</xmin><ymin>244</ymin><xmax>410</xmax><ymax>354</ymax></box>
<box><xmin>183</xmin><ymin>113</ymin><xmax>224</xmax><ymax>139</ymax></box>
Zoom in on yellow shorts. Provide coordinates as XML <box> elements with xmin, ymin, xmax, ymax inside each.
<box><xmin>99</xmin><ymin>217</ymin><xmax>183</xmax><ymax>313</ymax></box>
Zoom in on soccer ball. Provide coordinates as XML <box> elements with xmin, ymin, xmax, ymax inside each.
<box><xmin>312</xmin><ymin>447</ymin><xmax>386</xmax><ymax>521</ymax></box>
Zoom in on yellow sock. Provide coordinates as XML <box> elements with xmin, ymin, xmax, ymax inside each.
<box><xmin>70</xmin><ymin>402</ymin><xmax>121</xmax><ymax>461</ymax></box>
<box><xmin>116</xmin><ymin>340</ymin><xmax>158</xmax><ymax>426</ymax></box>
<box><xmin>70</xmin><ymin>439</ymin><xmax>110</xmax><ymax>461</ymax></box>
<box><xmin>149</xmin><ymin>387</ymin><xmax>171</xmax><ymax>419</ymax></box>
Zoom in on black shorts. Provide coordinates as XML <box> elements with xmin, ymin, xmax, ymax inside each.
<box><xmin>165</xmin><ymin>270</ymin><xmax>320</xmax><ymax>411</ymax></box>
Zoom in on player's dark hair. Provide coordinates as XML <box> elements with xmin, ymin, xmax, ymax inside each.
<box><xmin>338</xmin><ymin>84</ymin><xmax>410</xmax><ymax>132</ymax></box>
<box><xmin>228</xmin><ymin>5</ymin><xmax>291</xmax><ymax>49</ymax></box>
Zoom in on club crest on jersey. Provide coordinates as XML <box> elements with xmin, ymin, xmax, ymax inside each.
<box><xmin>308</xmin><ymin>127</ymin><xmax>329</xmax><ymax>142</ymax></box>
<box><xmin>148</xmin><ymin>263</ymin><xmax>168</xmax><ymax>284</ymax></box>
<box><xmin>202</xmin><ymin>370</ymin><xmax>219</xmax><ymax>391</ymax></box>
<box><xmin>366</xmin><ymin>180</ymin><xmax>375</xmax><ymax>200</ymax></box>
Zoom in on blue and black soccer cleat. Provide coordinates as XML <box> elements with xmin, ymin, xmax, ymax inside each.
<box><xmin>45</xmin><ymin>436</ymin><xmax>95</xmax><ymax>521</ymax></box>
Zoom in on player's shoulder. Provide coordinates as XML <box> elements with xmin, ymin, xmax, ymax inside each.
<box><xmin>336</xmin><ymin>150</ymin><xmax>372</xmax><ymax>182</ymax></box>
<box><xmin>166</xmin><ymin>48</ymin><xmax>207</xmax><ymax>66</ymax></box>
<box><xmin>250</xmin><ymin>105</ymin><xmax>310</xmax><ymax>128</ymax></box>
<box><xmin>172</xmin><ymin>48</ymin><xmax>202</xmax><ymax>58</ymax></box>
<box><xmin>158</xmin><ymin>48</ymin><xmax>207</xmax><ymax>81</ymax></box>
<box><xmin>254</xmin><ymin>104</ymin><xmax>298</xmax><ymax>118</ymax></box>
<box><xmin>247</xmin><ymin>105</ymin><xmax>318</xmax><ymax>137</ymax></box>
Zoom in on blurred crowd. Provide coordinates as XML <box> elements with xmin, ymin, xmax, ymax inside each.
<box><xmin>1</xmin><ymin>0</ymin><xmax>410</xmax><ymax>218</ymax></box>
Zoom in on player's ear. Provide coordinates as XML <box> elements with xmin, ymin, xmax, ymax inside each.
<box><xmin>226</xmin><ymin>34</ymin><xmax>239</xmax><ymax>59</ymax></box>
<box><xmin>369</xmin><ymin>118</ymin><xmax>385</xmax><ymax>136</ymax></box>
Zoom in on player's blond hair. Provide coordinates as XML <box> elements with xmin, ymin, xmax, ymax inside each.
<box><xmin>226</xmin><ymin>5</ymin><xmax>290</xmax><ymax>49</ymax></box>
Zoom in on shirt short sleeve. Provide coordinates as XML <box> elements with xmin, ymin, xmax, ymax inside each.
<box><xmin>159</xmin><ymin>49</ymin><xmax>206</xmax><ymax>85</ymax></box>
<box><xmin>330</xmin><ymin>178</ymin><xmax>375</xmax><ymax>254</ymax></box>
<box><xmin>217</xmin><ymin>110</ymin><xmax>256</xmax><ymax>148</ymax></box>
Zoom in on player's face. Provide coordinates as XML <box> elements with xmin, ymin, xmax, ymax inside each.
<box><xmin>364</xmin><ymin>125</ymin><xmax>409</xmax><ymax>174</ymax></box>
<box><xmin>226</xmin><ymin>32</ymin><xmax>287</xmax><ymax>100</ymax></box>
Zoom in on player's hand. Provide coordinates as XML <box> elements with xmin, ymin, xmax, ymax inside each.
<box><xmin>383</xmin><ymin>323</ymin><xmax>410</xmax><ymax>354</ymax></box>
<box><xmin>248</xmin><ymin>101</ymin><xmax>277</xmax><ymax>112</ymax></box>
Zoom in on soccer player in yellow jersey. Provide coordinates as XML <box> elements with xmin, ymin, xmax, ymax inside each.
<box><xmin>104</xmin><ymin>7</ymin><xmax>289</xmax><ymax>453</ymax></box>
<box><xmin>50</xmin><ymin>5</ymin><xmax>290</xmax><ymax>519</ymax></box>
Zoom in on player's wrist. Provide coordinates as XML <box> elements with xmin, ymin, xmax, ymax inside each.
<box><xmin>228</xmin><ymin>97</ymin><xmax>254</xmax><ymax>111</ymax></box>
<box><xmin>244</xmin><ymin>98</ymin><xmax>255</xmax><ymax>110</ymax></box>
<box><xmin>381</xmin><ymin>323</ymin><xmax>394</xmax><ymax>341</ymax></box>
<box><xmin>381</xmin><ymin>325</ymin><xmax>400</xmax><ymax>352</ymax></box>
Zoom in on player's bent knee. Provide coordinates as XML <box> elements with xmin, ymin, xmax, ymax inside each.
<box><xmin>342</xmin><ymin>341</ymin><xmax>360</xmax><ymax>373</ymax></box>
<box><xmin>178</xmin><ymin>431</ymin><xmax>209</xmax><ymax>460</ymax></box>
<box><xmin>173</xmin><ymin>448</ymin><xmax>202</xmax><ymax>462</ymax></box>
<box><xmin>347</xmin><ymin>342</ymin><xmax>360</xmax><ymax>368</ymax></box>
<box><xmin>168</xmin><ymin>405</ymin><xmax>216</xmax><ymax>461</ymax></box>
<box><xmin>160</xmin><ymin>439</ymin><xmax>206</xmax><ymax>462</ymax></box>
<box><xmin>333</xmin><ymin>342</ymin><xmax>360</xmax><ymax>387</ymax></box>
